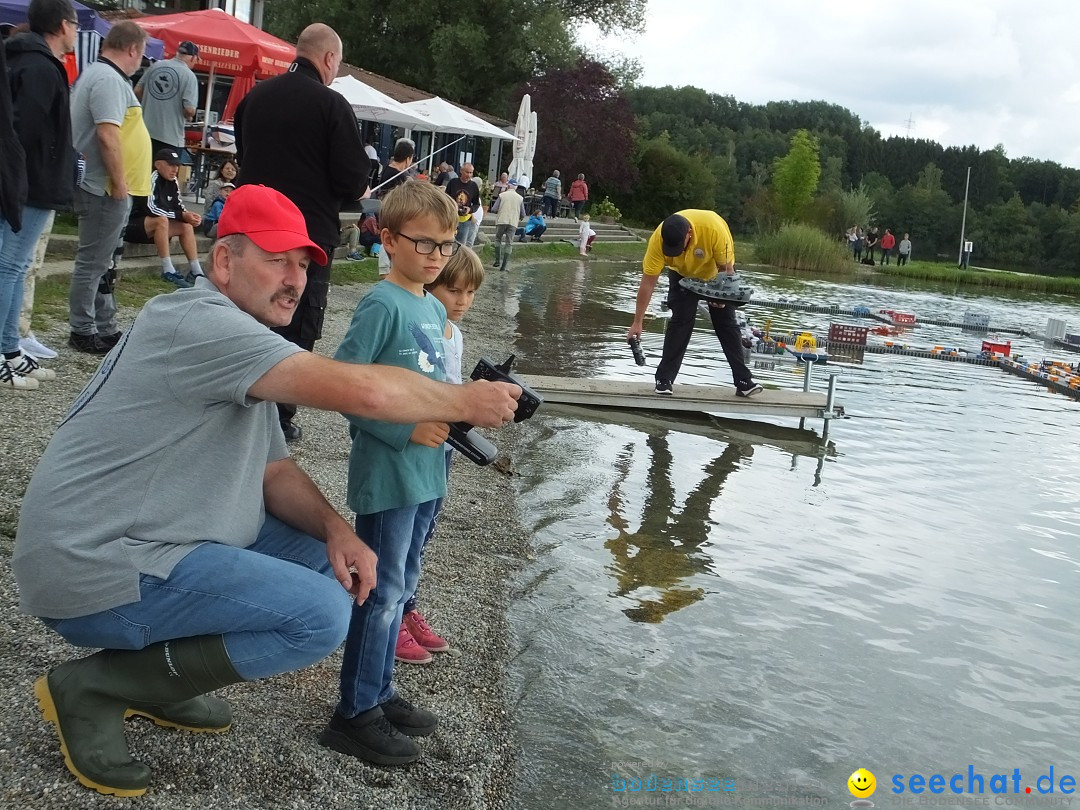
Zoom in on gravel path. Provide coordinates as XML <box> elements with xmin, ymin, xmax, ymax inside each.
<box><xmin>0</xmin><ymin>274</ymin><xmax>531</xmax><ymax>809</ymax></box>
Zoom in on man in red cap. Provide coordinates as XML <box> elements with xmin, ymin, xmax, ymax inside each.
<box><xmin>627</xmin><ymin>209</ymin><xmax>761</xmax><ymax>397</ymax></box>
<box><xmin>12</xmin><ymin>184</ymin><xmax>521</xmax><ymax>798</ymax></box>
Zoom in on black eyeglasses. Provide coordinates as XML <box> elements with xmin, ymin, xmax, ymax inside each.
<box><xmin>65</xmin><ymin>17</ymin><xmax>78</xmax><ymax>24</ymax></box>
<box><xmin>396</xmin><ymin>232</ymin><xmax>460</xmax><ymax>257</ymax></box>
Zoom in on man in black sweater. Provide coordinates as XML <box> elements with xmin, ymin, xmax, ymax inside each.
<box><xmin>445</xmin><ymin>163</ymin><xmax>480</xmax><ymax>246</ymax></box>
<box><xmin>234</xmin><ymin>23</ymin><xmax>369</xmax><ymax>442</ymax></box>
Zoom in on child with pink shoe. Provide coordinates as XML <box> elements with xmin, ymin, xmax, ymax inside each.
<box><xmin>395</xmin><ymin>244</ymin><xmax>486</xmax><ymax>664</ymax></box>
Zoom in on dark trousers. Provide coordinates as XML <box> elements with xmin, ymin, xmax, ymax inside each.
<box><xmin>655</xmin><ymin>269</ymin><xmax>754</xmax><ymax>390</ymax></box>
<box><xmin>573</xmin><ymin>200</ymin><xmax>586</xmax><ymax>218</ymax></box>
<box><xmin>272</xmin><ymin>251</ymin><xmax>333</xmax><ymax>426</ymax></box>
<box><xmin>897</xmin><ymin>253</ymin><xmax>908</xmax><ymax>266</ymax></box>
<box><xmin>542</xmin><ymin>195</ymin><xmax>559</xmax><ymax>217</ymax></box>
<box><xmin>881</xmin><ymin>248</ymin><xmax>891</xmax><ymax>265</ymax></box>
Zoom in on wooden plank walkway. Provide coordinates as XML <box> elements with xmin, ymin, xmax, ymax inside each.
<box><xmin>520</xmin><ymin>375</ymin><xmax>841</xmax><ymax>419</ymax></box>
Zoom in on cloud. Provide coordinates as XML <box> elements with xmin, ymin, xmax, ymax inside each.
<box><xmin>578</xmin><ymin>0</ymin><xmax>1080</xmax><ymax>166</ymax></box>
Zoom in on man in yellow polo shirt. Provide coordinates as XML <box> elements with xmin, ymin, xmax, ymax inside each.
<box><xmin>627</xmin><ymin>210</ymin><xmax>761</xmax><ymax>397</ymax></box>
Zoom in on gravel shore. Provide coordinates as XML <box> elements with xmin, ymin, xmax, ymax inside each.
<box><xmin>0</xmin><ymin>273</ymin><xmax>531</xmax><ymax>809</ymax></box>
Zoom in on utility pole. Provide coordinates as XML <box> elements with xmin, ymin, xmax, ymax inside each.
<box><xmin>904</xmin><ymin>114</ymin><xmax>915</xmax><ymax>137</ymax></box>
<box><xmin>958</xmin><ymin>166</ymin><xmax>971</xmax><ymax>266</ymax></box>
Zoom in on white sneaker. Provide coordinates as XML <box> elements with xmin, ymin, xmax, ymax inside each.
<box><xmin>8</xmin><ymin>349</ymin><xmax>56</xmax><ymax>381</ymax></box>
<box><xmin>19</xmin><ymin>333</ymin><xmax>57</xmax><ymax>360</ymax></box>
<box><xmin>0</xmin><ymin>359</ymin><xmax>39</xmax><ymax>392</ymax></box>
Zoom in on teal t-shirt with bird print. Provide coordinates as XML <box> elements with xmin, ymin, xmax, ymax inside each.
<box><xmin>334</xmin><ymin>280</ymin><xmax>449</xmax><ymax>515</ymax></box>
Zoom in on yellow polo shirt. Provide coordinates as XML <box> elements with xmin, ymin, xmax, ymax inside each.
<box><xmin>119</xmin><ymin>106</ymin><xmax>152</xmax><ymax>197</ymax></box>
<box><xmin>642</xmin><ymin>209</ymin><xmax>735</xmax><ymax>280</ymax></box>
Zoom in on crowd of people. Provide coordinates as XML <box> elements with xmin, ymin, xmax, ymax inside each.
<box><xmin>846</xmin><ymin>225</ymin><xmax>912</xmax><ymax>266</ymax></box>
<box><xmin>1</xmin><ymin>5</ymin><xmax>757</xmax><ymax>798</ymax></box>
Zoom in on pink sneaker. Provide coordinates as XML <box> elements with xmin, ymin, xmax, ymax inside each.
<box><xmin>403</xmin><ymin>609</ymin><xmax>450</xmax><ymax>652</ymax></box>
<box><xmin>394</xmin><ymin>623</ymin><xmax>432</xmax><ymax>665</ymax></box>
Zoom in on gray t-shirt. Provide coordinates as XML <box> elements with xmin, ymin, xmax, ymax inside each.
<box><xmin>135</xmin><ymin>57</ymin><xmax>198</xmax><ymax>147</ymax></box>
<box><xmin>12</xmin><ymin>279</ymin><xmax>304</xmax><ymax>619</ymax></box>
<box><xmin>70</xmin><ymin>59</ymin><xmax>140</xmax><ymax>196</ymax></box>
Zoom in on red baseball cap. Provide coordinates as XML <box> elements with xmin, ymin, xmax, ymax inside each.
<box><xmin>218</xmin><ymin>185</ymin><xmax>327</xmax><ymax>265</ymax></box>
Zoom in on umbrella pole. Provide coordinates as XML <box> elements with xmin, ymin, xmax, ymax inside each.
<box><xmin>201</xmin><ymin>66</ymin><xmax>216</xmax><ymax>147</ymax></box>
<box><xmin>368</xmin><ymin>134</ymin><xmax>466</xmax><ymax>195</ymax></box>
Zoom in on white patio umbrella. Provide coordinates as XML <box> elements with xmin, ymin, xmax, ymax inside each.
<box><xmin>329</xmin><ymin>76</ymin><xmax>430</xmax><ymax>129</ymax></box>
<box><xmin>402</xmin><ymin>96</ymin><xmax>515</xmax><ymax>141</ymax></box>
<box><xmin>506</xmin><ymin>94</ymin><xmax>530</xmax><ymax>182</ymax></box>
<box><xmin>524</xmin><ymin>110</ymin><xmax>537</xmax><ymax>187</ymax></box>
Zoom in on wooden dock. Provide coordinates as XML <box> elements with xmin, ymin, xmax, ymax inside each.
<box><xmin>520</xmin><ymin>375</ymin><xmax>843</xmax><ymax>420</ymax></box>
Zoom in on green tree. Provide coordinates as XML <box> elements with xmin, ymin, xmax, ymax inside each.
<box><xmin>771</xmin><ymin>130</ymin><xmax>821</xmax><ymax>221</ymax></box>
<box><xmin>621</xmin><ymin>135</ymin><xmax>715</xmax><ymax>224</ymax></box>
<box><xmin>265</xmin><ymin>0</ymin><xmax>644</xmax><ymax>114</ymax></box>
<box><xmin>519</xmin><ymin>59</ymin><xmax>639</xmax><ymax>193</ymax></box>
<box><xmin>822</xmin><ymin>185</ymin><xmax>876</xmax><ymax>242</ymax></box>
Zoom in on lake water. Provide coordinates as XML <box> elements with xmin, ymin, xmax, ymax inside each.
<box><xmin>488</xmin><ymin>260</ymin><xmax>1080</xmax><ymax>809</ymax></box>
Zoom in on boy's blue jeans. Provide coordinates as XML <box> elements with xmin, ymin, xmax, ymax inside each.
<box><xmin>42</xmin><ymin>516</ymin><xmax>352</xmax><ymax>681</ymax></box>
<box><xmin>339</xmin><ymin>499</ymin><xmax>439</xmax><ymax>718</ymax></box>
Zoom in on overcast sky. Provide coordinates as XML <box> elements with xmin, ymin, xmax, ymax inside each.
<box><xmin>578</xmin><ymin>0</ymin><xmax>1080</xmax><ymax>168</ymax></box>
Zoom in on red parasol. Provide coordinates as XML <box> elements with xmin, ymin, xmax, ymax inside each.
<box><xmin>132</xmin><ymin>8</ymin><xmax>294</xmax><ymax>79</ymax></box>
<box><xmin>133</xmin><ymin>9</ymin><xmax>294</xmax><ymax>141</ymax></box>
<box><xmin>221</xmin><ymin>71</ymin><xmax>255</xmax><ymax>123</ymax></box>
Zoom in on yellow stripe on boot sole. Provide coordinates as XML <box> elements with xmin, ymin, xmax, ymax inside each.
<box><xmin>33</xmin><ymin>676</ymin><xmax>148</xmax><ymax>798</ymax></box>
<box><xmin>124</xmin><ymin>708</ymin><xmax>232</xmax><ymax>733</ymax></box>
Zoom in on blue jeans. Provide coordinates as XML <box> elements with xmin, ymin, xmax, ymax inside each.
<box><xmin>404</xmin><ymin>448</ymin><xmax>454</xmax><ymax>614</ymax></box>
<box><xmin>339</xmin><ymin>500</ymin><xmax>439</xmax><ymax>717</ymax></box>
<box><xmin>0</xmin><ymin>206</ymin><xmax>54</xmax><ymax>353</ymax></box>
<box><xmin>455</xmin><ymin>219</ymin><xmax>472</xmax><ymax>245</ymax></box>
<box><xmin>43</xmin><ymin>516</ymin><xmax>352</xmax><ymax>681</ymax></box>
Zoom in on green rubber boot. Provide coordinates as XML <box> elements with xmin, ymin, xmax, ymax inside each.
<box><xmin>34</xmin><ymin>636</ymin><xmax>243</xmax><ymax>797</ymax></box>
<box><xmin>492</xmin><ymin>242</ymin><xmax>502</xmax><ymax>267</ymax></box>
<box><xmin>125</xmin><ymin>694</ymin><xmax>232</xmax><ymax>733</ymax></box>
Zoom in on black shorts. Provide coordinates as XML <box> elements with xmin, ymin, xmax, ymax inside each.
<box><xmin>123</xmin><ymin>216</ymin><xmax>154</xmax><ymax>244</ymax></box>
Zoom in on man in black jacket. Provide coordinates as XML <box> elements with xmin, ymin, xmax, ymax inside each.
<box><xmin>234</xmin><ymin>23</ymin><xmax>370</xmax><ymax>442</ymax></box>
<box><xmin>0</xmin><ymin>0</ymin><xmax>76</xmax><ymax>391</ymax></box>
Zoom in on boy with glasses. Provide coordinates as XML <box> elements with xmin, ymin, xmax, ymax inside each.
<box><xmin>325</xmin><ymin>181</ymin><xmax>461</xmax><ymax>765</ymax></box>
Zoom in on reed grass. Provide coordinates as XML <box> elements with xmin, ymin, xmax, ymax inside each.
<box><xmin>754</xmin><ymin>223</ymin><xmax>850</xmax><ymax>273</ymax></box>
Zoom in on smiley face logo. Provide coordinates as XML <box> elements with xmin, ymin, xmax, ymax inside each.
<box><xmin>848</xmin><ymin>768</ymin><xmax>876</xmax><ymax>798</ymax></box>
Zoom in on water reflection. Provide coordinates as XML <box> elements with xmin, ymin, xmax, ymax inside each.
<box><xmin>604</xmin><ymin>433</ymin><xmax>752</xmax><ymax>623</ymax></box>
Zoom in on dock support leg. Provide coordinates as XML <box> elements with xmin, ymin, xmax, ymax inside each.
<box><xmin>822</xmin><ymin>372</ymin><xmax>839</xmax><ymax>441</ymax></box>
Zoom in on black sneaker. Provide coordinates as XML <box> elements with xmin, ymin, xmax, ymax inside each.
<box><xmin>68</xmin><ymin>332</ymin><xmax>111</xmax><ymax>355</ymax></box>
<box><xmin>280</xmin><ymin>421</ymin><xmax>302</xmax><ymax>443</ymax></box>
<box><xmin>99</xmin><ymin>331</ymin><xmax>123</xmax><ymax>349</ymax></box>
<box><xmin>736</xmin><ymin>383</ymin><xmax>764</xmax><ymax>398</ymax></box>
<box><xmin>318</xmin><ymin>707</ymin><xmax>420</xmax><ymax>766</ymax></box>
<box><xmin>654</xmin><ymin>379</ymin><xmax>673</xmax><ymax>395</ymax></box>
<box><xmin>380</xmin><ymin>695</ymin><xmax>438</xmax><ymax>737</ymax></box>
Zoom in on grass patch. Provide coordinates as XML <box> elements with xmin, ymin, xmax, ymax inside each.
<box><xmin>755</xmin><ymin>224</ymin><xmax>850</xmax><ymax>273</ymax></box>
<box><xmin>331</xmin><ymin>258</ymin><xmax>382</xmax><ymax>285</ymax></box>
<box><xmin>474</xmin><ymin>240</ymin><xmax>646</xmax><ymax>262</ymax></box>
<box><xmin>52</xmin><ymin>211</ymin><xmax>79</xmax><ymax>235</ymax></box>
<box><xmin>28</xmin><ymin>258</ymin><xmax>398</xmax><ymax>332</ymax></box>
<box><xmin>874</xmin><ymin>261</ymin><xmax>1080</xmax><ymax>294</ymax></box>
